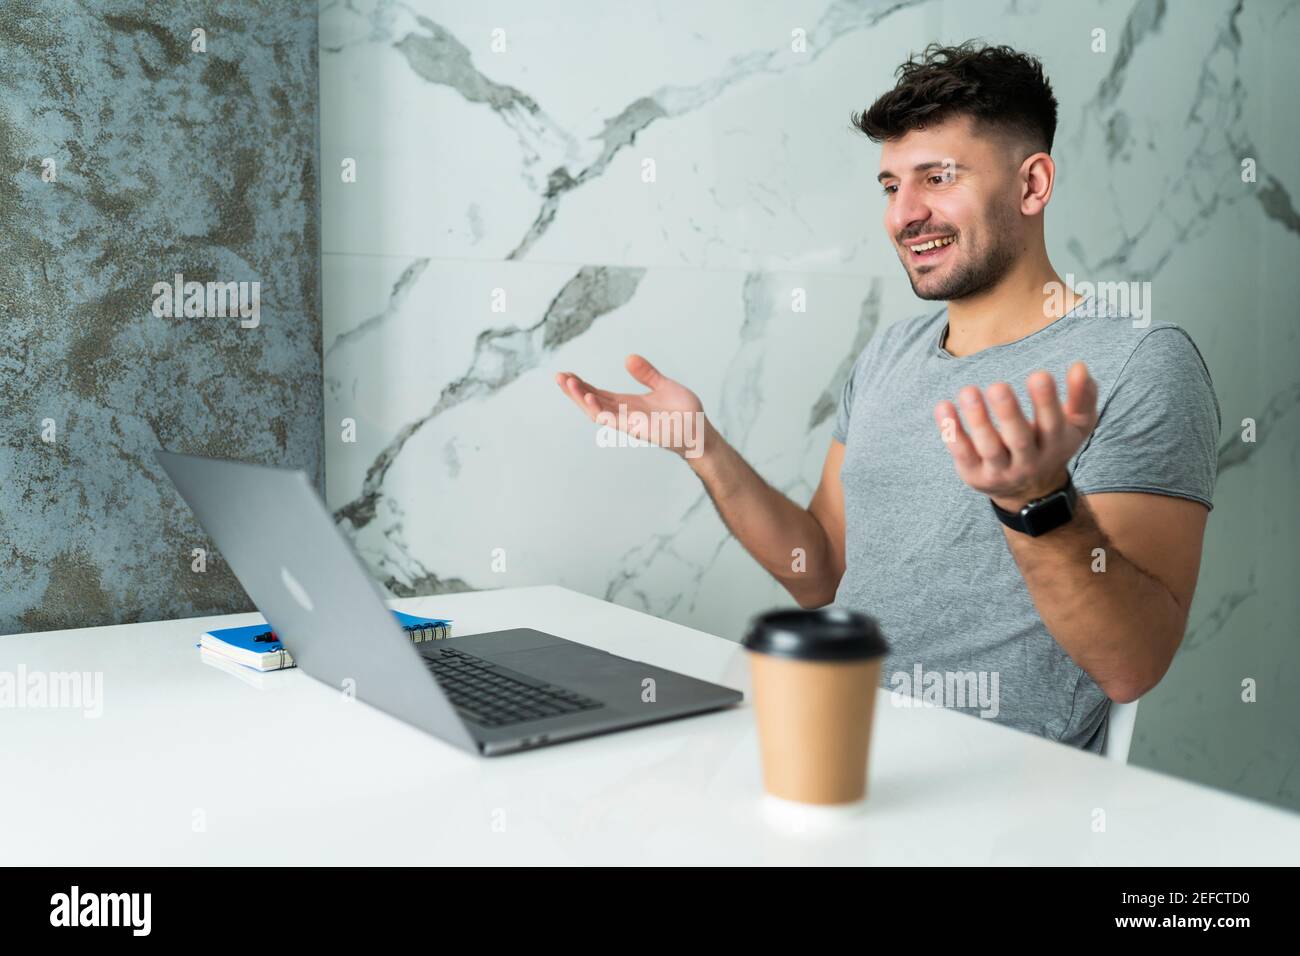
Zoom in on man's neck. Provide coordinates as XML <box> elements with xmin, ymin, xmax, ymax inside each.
<box><xmin>942</xmin><ymin>258</ymin><xmax>1083</xmax><ymax>358</ymax></box>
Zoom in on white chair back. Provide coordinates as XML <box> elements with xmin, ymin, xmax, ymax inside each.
<box><xmin>1104</xmin><ymin>699</ymin><xmax>1140</xmax><ymax>763</ymax></box>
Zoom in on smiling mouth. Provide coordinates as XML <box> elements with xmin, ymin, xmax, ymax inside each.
<box><xmin>906</xmin><ymin>235</ymin><xmax>957</xmax><ymax>260</ymax></box>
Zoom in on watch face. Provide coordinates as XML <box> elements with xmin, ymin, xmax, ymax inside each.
<box><xmin>1022</xmin><ymin>489</ymin><xmax>1074</xmax><ymax>536</ymax></box>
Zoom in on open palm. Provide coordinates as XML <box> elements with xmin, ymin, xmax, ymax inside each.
<box><xmin>555</xmin><ymin>354</ymin><xmax>705</xmax><ymax>457</ymax></box>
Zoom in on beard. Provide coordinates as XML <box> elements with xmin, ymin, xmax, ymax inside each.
<box><xmin>903</xmin><ymin>204</ymin><xmax>1019</xmax><ymax>302</ymax></box>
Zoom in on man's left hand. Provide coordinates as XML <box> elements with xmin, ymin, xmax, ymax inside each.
<box><xmin>933</xmin><ymin>361</ymin><xmax>1099</xmax><ymax>512</ymax></box>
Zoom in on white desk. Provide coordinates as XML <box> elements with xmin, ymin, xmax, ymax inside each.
<box><xmin>2</xmin><ymin>585</ymin><xmax>1296</xmax><ymax>865</ymax></box>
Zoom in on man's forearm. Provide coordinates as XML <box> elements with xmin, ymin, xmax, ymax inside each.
<box><xmin>999</xmin><ymin>495</ymin><xmax>1186</xmax><ymax>701</ymax></box>
<box><xmin>687</xmin><ymin>419</ymin><xmax>840</xmax><ymax>607</ymax></box>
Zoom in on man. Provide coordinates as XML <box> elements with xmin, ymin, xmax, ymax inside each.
<box><xmin>555</xmin><ymin>42</ymin><xmax>1220</xmax><ymax>754</ymax></box>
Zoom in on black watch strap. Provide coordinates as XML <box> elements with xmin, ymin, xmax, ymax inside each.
<box><xmin>991</xmin><ymin>475</ymin><xmax>1077</xmax><ymax>537</ymax></box>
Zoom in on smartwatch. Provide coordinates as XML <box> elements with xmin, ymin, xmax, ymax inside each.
<box><xmin>990</xmin><ymin>475</ymin><xmax>1077</xmax><ymax>537</ymax></box>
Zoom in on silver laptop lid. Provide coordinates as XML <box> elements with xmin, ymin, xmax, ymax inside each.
<box><xmin>155</xmin><ymin>449</ymin><xmax>477</xmax><ymax>753</ymax></box>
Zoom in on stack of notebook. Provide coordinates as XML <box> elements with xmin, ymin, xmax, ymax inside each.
<box><xmin>198</xmin><ymin>611</ymin><xmax>453</xmax><ymax>672</ymax></box>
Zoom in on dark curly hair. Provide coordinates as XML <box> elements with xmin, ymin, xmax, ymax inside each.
<box><xmin>852</xmin><ymin>41</ymin><xmax>1058</xmax><ymax>154</ymax></box>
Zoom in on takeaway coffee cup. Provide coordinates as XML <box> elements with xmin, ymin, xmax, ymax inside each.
<box><xmin>742</xmin><ymin>607</ymin><xmax>889</xmax><ymax>806</ymax></box>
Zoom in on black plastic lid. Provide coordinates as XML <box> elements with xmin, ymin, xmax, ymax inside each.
<box><xmin>742</xmin><ymin>607</ymin><xmax>888</xmax><ymax>661</ymax></box>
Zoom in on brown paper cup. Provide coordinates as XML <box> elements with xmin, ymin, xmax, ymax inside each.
<box><xmin>743</xmin><ymin>608</ymin><xmax>888</xmax><ymax>806</ymax></box>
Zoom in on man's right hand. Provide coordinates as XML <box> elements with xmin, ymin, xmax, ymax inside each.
<box><xmin>556</xmin><ymin>353</ymin><xmax>847</xmax><ymax>608</ymax></box>
<box><xmin>555</xmin><ymin>354</ymin><xmax>708</xmax><ymax>460</ymax></box>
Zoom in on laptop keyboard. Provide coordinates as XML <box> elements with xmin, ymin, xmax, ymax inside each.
<box><xmin>422</xmin><ymin>646</ymin><xmax>604</xmax><ymax>728</ymax></box>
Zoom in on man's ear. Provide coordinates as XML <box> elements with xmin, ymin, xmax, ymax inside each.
<box><xmin>1020</xmin><ymin>151</ymin><xmax>1056</xmax><ymax>215</ymax></box>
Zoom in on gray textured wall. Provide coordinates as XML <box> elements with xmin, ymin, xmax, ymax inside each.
<box><xmin>0</xmin><ymin>0</ymin><xmax>321</xmax><ymax>634</ymax></box>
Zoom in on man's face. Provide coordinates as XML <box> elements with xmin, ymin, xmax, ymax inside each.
<box><xmin>878</xmin><ymin>115</ymin><xmax>1023</xmax><ymax>301</ymax></box>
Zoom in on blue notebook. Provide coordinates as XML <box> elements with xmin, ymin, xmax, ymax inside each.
<box><xmin>198</xmin><ymin>611</ymin><xmax>453</xmax><ymax>672</ymax></box>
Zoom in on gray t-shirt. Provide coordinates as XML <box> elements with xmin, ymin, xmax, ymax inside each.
<box><xmin>830</xmin><ymin>296</ymin><xmax>1220</xmax><ymax>753</ymax></box>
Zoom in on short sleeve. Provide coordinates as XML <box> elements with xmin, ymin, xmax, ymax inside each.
<box><xmin>1070</xmin><ymin>327</ymin><xmax>1221</xmax><ymax>510</ymax></box>
<box><xmin>830</xmin><ymin>367</ymin><xmax>856</xmax><ymax>444</ymax></box>
<box><xmin>830</xmin><ymin>337</ymin><xmax>880</xmax><ymax>444</ymax></box>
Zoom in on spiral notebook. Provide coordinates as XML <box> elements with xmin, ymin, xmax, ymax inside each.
<box><xmin>198</xmin><ymin>611</ymin><xmax>453</xmax><ymax>672</ymax></box>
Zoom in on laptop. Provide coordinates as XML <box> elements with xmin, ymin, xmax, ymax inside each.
<box><xmin>155</xmin><ymin>450</ymin><xmax>742</xmax><ymax>756</ymax></box>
